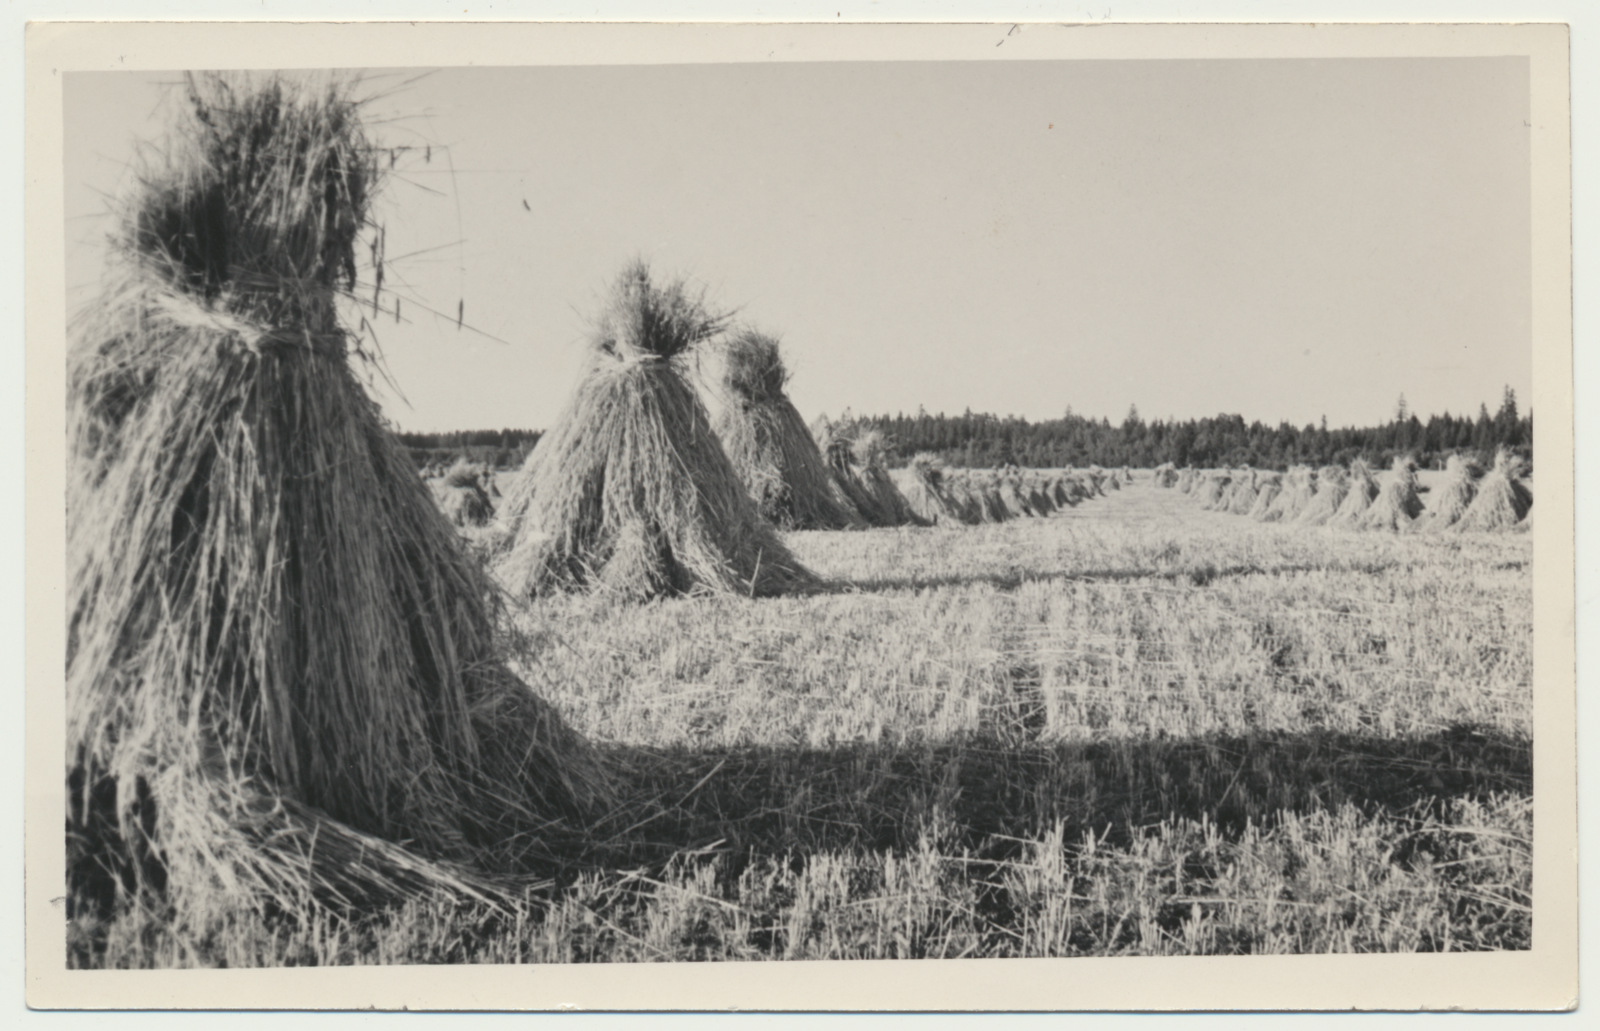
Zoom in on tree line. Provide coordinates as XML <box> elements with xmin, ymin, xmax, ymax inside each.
<box><xmin>395</xmin><ymin>387</ymin><xmax>1531</xmax><ymax>474</ymax></box>
<box><xmin>848</xmin><ymin>387</ymin><xmax>1531</xmax><ymax>472</ymax></box>
<box><xmin>395</xmin><ymin>428</ymin><xmax>542</xmax><ymax>470</ymax></box>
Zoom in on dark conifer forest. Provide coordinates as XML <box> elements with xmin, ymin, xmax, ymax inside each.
<box><xmin>399</xmin><ymin>387</ymin><xmax>1531</xmax><ymax>473</ymax></box>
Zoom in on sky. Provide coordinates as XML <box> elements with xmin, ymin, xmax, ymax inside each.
<box><xmin>63</xmin><ymin>58</ymin><xmax>1532</xmax><ymax>433</ymax></box>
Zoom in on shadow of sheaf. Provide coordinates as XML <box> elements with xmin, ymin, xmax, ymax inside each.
<box><xmin>812</xmin><ymin>561</ymin><xmax>1405</xmax><ymax>596</ymax></box>
<box><xmin>569</xmin><ymin>723</ymin><xmax>1529</xmax><ymax>873</ymax></box>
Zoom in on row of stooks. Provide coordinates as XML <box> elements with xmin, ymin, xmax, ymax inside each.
<box><xmin>63</xmin><ymin>72</ymin><xmax>1127</xmax><ymax>935</ymax></box>
<box><xmin>412</xmin><ymin>306</ymin><xmax>929</xmax><ymax>604</ymax></box>
<box><xmin>422</xmin><ymin>383</ymin><xmax>1127</xmax><ymax>567</ymax></box>
<box><xmin>425</xmin><ymin>449</ymin><xmax>1129</xmax><ymax>537</ymax></box>
<box><xmin>893</xmin><ymin>457</ymin><xmax>1128</xmax><ymax>526</ymax></box>
<box><xmin>1151</xmin><ymin>451</ymin><xmax>1532</xmax><ymax>532</ymax></box>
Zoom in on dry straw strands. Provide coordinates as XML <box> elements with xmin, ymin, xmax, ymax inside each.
<box><xmin>852</xmin><ymin>430</ymin><xmax>925</xmax><ymax>527</ymax></box>
<box><xmin>901</xmin><ymin>453</ymin><xmax>972</xmax><ymax>525</ymax></box>
<box><xmin>981</xmin><ymin>481</ymin><xmax>1013</xmax><ymax>521</ymax></box>
<box><xmin>961</xmin><ymin>472</ymin><xmax>1008</xmax><ymax>523</ymax></box>
<box><xmin>715</xmin><ymin>330</ymin><xmax>861</xmax><ymax>531</ymax></box>
<box><xmin>814</xmin><ymin>420</ymin><xmax>922</xmax><ymax>527</ymax></box>
<box><xmin>1261</xmin><ymin>466</ymin><xmax>1316</xmax><ymax>523</ymax></box>
<box><xmin>1209</xmin><ymin>470</ymin><xmax>1237</xmax><ymax>511</ymax></box>
<box><xmin>1197</xmin><ymin>472</ymin><xmax>1230</xmax><ymax>509</ymax></box>
<box><xmin>807</xmin><ymin>411</ymin><xmax>835</xmax><ymax>449</ymax></box>
<box><xmin>1226</xmin><ymin>469</ymin><xmax>1260</xmax><ymax>515</ymax></box>
<box><xmin>1026</xmin><ymin>477</ymin><xmax>1057</xmax><ymax>516</ymax></box>
<box><xmin>1330</xmin><ymin>458</ymin><xmax>1381</xmax><ymax>527</ymax></box>
<box><xmin>944</xmin><ymin>472</ymin><xmax>988</xmax><ymax>524</ymax></box>
<box><xmin>1296</xmin><ymin>465</ymin><xmax>1350</xmax><ymax>526</ymax></box>
<box><xmin>997</xmin><ymin>476</ymin><xmax>1036</xmax><ymax>519</ymax></box>
<box><xmin>1360</xmin><ymin>455</ymin><xmax>1425</xmax><ymax>532</ymax></box>
<box><xmin>432</xmin><ymin>459</ymin><xmax>495</xmax><ymax>527</ymax></box>
<box><xmin>495</xmin><ymin>262</ymin><xmax>816</xmax><ymax>600</ymax></box>
<box><xmin>1246</xmin><ymin>472</ymin><xmax>1283</xmax><ymax>520</ymax></box>
<box><xmin>1454</xmin><ymin>448</ymin><xmax>1533</xmax><ymax>532</ymax></box>
<box><xmin>816</xmin><ymin>421</ymin><xmax>879</xmax><ymax>525</ymax></box>
<box><xmin>1421</xmin><ymin>453</ymin><xmax>1478</xmax><ymax>533</ymax></box>
<box><xmin>67</xmin><ymin>73</ymin><xmax>603</xmax><ymax>924</ymax></box>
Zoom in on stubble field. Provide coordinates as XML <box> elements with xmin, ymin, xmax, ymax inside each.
<box><xmin>78</xmin><ymin>473</ymin><xmax>1533</xmax><ymax>966</ymax></box>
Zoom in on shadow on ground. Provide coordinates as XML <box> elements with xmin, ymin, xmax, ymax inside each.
<box><xmin>813</xmin><ymin>561</ymin><xmax>1405</xmax><ymax>596</ymax></box>
<box><xmin>63</xmin><ymin>722</ymin><xmax>1532</xmax><ymax>965</ymax></box>
<box><xmin>569</xmin><ymin>723</ymin><xmax>1529</xmax><ymax>873</ymax></box>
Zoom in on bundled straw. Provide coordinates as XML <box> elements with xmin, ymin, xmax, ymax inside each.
<box><xmin>432</xmin><ymin>459</ymin><xmax>495</xmax><ymax>527</ymax></box>
<box><xmin>1247</xmin><ymin>472</ymin><xmax>1284</xmax><ymax>520</ymax></box>
<box><xmin>1296</xmin><ymin>465</ymin><xmax>1349</xmax><ymax>526</ymax></box>
<box><xmin>1261</xmin><ymin>466</ymin><xmax>1315</xmax><ymax>523</ymax></box>
<box><xmin>986</xmin><ymin>478</ymin><xmax>1016</xmax><ymax>520</ymax></box>
<box><xmin>851</xmin><ymin>430</ymin><xmax>923</xmax><ymax>526</ymax></box>
<box><xmin>957</xmin><ymin>471</ymin><xmax>1007</xmax><ymax>523</ymax></box>
<box><xmin>1212</xmin><ymin>471</ymin><xmax>1240</xmax><ymax>511</ymax></box>
<box><xmin>1359</xmin><ymin>455</ymin><xmax>1424</xmax><ymax>532</ymax></box>
<box><xmin>1454</xmin><ymin>448</ymin><xmax>1532</xmax><ymax>532</ymax></box>
<box><xmin>495</xmin><ymin>261</ymin><xmax>815</xmax><ymax>600</ymax></box>
<box><xmin>1420</xmin><ymin>453</ymin><xmax>1478</xmax><ymax>532</ymax></box>
<box><xmin>1026</xmin><ymin>477</ymin><xmax>1057</xmax><ymax>516</ymax></box>
<box><xmin>67</xmin><ymin>73</ymin><xmax>604</xmax><ymax>925</ymax></box>
<box><xmin>815</xmin><ymin>420</ymin><xmax>879</xmax><ymax>524</ymax></box>
<box><xmin>819</xmin><ymin>422</ymin><xmax>922</xmax><ymax>527</ymax></box>
<box><xmin>900</xmin><ymin>453</ymin><xmax>972</xmax><ymax>525</ymax></box>
<box><xmin>1329</xmin><ymin>459</ymin><xmax>1380</xmax><ymax>526</ymax></box>
<box><xmin>1226</xmin><ymin>469</ymin><xmax>1260</xmax><ymax>515</ymax></box>
<box><xmin>944</xmin><ymin>472</ymin><xmax>987</xmax><ymax>524</ymax></box>
<box><xmin>1175</xmin><ymin>466</ymin><xmax>1197</xmax><ymax>494</ymax></box>
<box><xmin>996</xmin><ymin>475</ymin><xmax>1035</xmax><ymax>518</ymax></box>
<box><xmin>1197</xmin><ymin>472</ymin><xmax>1231</xmax><ymax>509</ymax></box>
<box><xmin>715</xmin><ymin>330</ymin><xmax>861</xmax><ymax>530</ymax></box>
<box><xmin>808</xmin><ymin>411</ymin><xmax>834</xmax><ymax>449</ymax></box>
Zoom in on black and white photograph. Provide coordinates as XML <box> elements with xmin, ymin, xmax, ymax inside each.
<box><xmin>25</xmin><ymin>18</ymin><xmax>1577</xmax><ymax>1012</ymax></box>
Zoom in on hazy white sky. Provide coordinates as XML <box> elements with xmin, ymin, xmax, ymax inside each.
<box><xmin>64</xmin><ymin>58</ymin><xmax>1531</xmax><ymax>433</ymax></box>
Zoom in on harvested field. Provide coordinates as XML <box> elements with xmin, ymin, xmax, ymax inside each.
<box><xmin>53</xmin><ymin>60</ymin><xmax>1549</xmax><ymax>990</ymax></box>
<box><xmin>73</xmin><ymin>476</ymin><xmax>1532</xmax><ymax>965</ymax></box>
